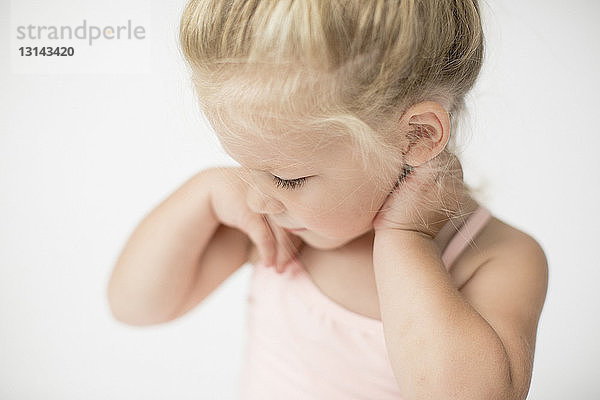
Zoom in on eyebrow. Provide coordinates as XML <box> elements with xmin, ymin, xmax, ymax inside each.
<box><xmin>252</xmin><ymin>157</ymin><xmax>307</xmax><ymax>170</ymax></box>
<box><xmin>220</xmin><ymin>142</ymin><xmax>310</xmax><ymax>172</ymax></box>
<box><xmin>252</xmin><ymin>163</ymin><xmax>311</xmax><ymax>177</ymax></box>
<box><xmin>222</xmin><ymin>147</ymin><xmax>284</xmax><ymax>172</ymax></box>
<box><xmin>254</xmin><ymin>161</ymin><xmax>281</xmax><ymax>170</ymax></box>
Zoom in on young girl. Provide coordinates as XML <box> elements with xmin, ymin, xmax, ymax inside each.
<box><xmin>108</xmin><ymin>1</ymin><xmax>548</xmax><ymax>398</ymax></box>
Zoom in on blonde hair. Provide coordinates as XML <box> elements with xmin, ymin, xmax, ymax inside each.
<box><xmin>179</xmin><ymin>0</ymin><xmax>486</xmax><ymax>213</ymax></box>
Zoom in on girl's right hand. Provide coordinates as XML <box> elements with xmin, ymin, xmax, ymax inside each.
<box><xmin>204</xmin><ymin>167</ymin><xmax>304</xmax><ymax>273</ymax></box>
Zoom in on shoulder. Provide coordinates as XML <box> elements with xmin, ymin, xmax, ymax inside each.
<box><xmin>459</xmin><ymin>218</ymin><xmax>548</xmax><ymax>397</ymax></box>
<box><xmin>471</xmin><ymin>218</ymin><xmax>548</xmax><ymax>299</ymax></box>
<box><xmin>461</xmin><ymin>217</ymin><xmax>549</xmax><ymax>331</ymax></box>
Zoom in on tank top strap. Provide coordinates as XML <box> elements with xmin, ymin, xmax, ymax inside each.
<box><xmin>441</xmin><ymin>205</ymin><xmax>492</xmax><ymax>271</ymax></box>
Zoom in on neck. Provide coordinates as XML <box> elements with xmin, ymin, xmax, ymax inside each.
<box><xmin>431</xmin><ymin>194</ymin><xmax>481</xmax><ymax>253</ymax></box>
<box><xmin>346</xmin><ymin>194</ymin><xmax>480</xmax><ymax>255</ymax></box>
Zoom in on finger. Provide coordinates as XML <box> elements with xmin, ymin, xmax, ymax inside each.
<box><xmin>276</xmin><ymin>230</ymin><xmax>304</xmax><ymax>272</ymax></box>
<box><xmin>261</xmin><ymin>216</ymin><xmax>288</xmax><ymax>273</ymax></box>
<box><xmin>240</xmin><ymin>213</ymin><xmax>277</xmax><ymax>268</ymax></box>
<box><xmin>266</xmin><ymin>220</ymin><xmax>304</xmax><ymax>273</ymax></box>
<box><xmin>267</xmin><ymin>222</ymin><xmax>294</xmax><ymax>273</ymax></box>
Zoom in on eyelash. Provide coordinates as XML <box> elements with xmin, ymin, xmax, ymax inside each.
<box><xmin>272</xmin><ymin>175</ymin><xmax>307</xmax><ymax>190</ymax></box>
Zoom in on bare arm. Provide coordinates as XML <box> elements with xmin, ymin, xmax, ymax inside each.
<box><xmin>372</xmin><ymin>230</ymin><xmax>531</xmax><ymax>400</ymax></box>
<box><xmin>106</xmin><ymin>168</ymin><xmax>249</xmax><ymax>326</ymax></box>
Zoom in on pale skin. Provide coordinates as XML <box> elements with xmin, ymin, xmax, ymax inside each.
<box><xmin>107</xmin><ymin>99</ymin><xmax>548</xmax><ymax>399</ymax></box>
<box><xmin>216</xmin><ymin>101</ymin><xmax>548</xmax><ymax>399</ymax></box>
<box><xmin>369</xmin><ymin>102</ymin><xmax>549</xmax><ymax>399</ymax></box>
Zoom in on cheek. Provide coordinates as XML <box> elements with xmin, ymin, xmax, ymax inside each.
<box><xmin>302</xmin><ymin>196</ymin><xmax>379</xmax><ymax>234</ymax></box>
<box><xmin>352</xmin><ymin>182</ymin><xmax>389</xmax><ymax>214</ymax></box>
<box><xmin>290</xmin><ymin>180</ymin><xmax>389</xmax><ymax>233</ymax></box>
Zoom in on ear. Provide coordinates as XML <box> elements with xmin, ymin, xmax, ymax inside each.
<box><xmin>399</xmin><ymin>101</ymin><xmax>451</xmax><ymax>167</ymax></box>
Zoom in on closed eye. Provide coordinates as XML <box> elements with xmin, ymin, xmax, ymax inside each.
<box><xmin>272</xmin><ymin>175</ymin><xmax>307</xmax><ymax>190</ymax></box>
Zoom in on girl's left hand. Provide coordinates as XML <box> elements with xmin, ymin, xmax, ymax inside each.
<box><xmin>372</xmin><ymin>151</ymin><xmax>464</xmax><ymax>238</ymax></box>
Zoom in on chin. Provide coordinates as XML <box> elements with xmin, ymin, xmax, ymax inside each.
<box><xmin>300</xmin><ymin>228</ymin><xmax>371</xmax><ymax>250</ymax></box>
<box><xmin>306</xmin><ymin>238</ymin><xmax>349</xmax><ymax>250</ymax></box>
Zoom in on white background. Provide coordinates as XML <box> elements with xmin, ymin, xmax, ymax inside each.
<box><xmin>1</xmin><ymin>0</ymin><xmax>599</xmax><ymax>398</ymax></box>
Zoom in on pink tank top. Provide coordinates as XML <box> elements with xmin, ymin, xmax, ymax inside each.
<box><xmin>237</xmin><ymin>205</ymin><xmax>492</xmax><ymax>399</ymax></box>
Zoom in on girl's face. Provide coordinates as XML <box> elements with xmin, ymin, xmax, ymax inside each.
<box><xmin>214</xmin><ymin>123</ymin><xmax>400</xmax><ymax>250</ymax></box>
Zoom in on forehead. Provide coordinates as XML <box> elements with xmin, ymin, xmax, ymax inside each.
<box><xmin>206</xmin><ymin>106</ymin><xmax>351</xmax><ymax>172</ymax></box>
<box><xmin>199</xmin><ymin>73</ymin><xmax>387</xmax><ymax>175</ymax></box>
<box><xmin>219</xmin><ymin>125</ymin><xmax>343</xmax><ymax>173</ymax></box>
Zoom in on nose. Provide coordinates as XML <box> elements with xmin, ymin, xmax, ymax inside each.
<box><xmin>246</xmin><ymin>185</ymin><xmax>286</xmax><ymax>215</ymax></box>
